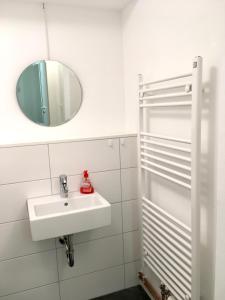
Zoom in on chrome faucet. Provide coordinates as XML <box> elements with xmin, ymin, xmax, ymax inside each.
<box><xmin>59</xmin><ymin>175</ymin><xmax>69</xmax><ymax>198</ymax></box>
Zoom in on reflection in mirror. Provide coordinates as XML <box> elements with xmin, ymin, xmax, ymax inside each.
<box><xmin>16</xmin><ymin>60</ymin><xmax>82</xmax><ymax>127</ymax></box>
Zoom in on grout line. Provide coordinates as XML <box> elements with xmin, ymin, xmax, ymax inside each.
<box><xmin>0</xmin><ymin>231</ymin><xmax>141</xmax><ymax>263</ymax></box>
<box><xmin>118</xmin><ymin>139</ymin><xmax>126</xmax><ymax>289</ymax></box>
<box><xmin>123</xmin><ymin>229</ymin><xmax>140</xmax><ymax>264</ymax></box>
<box><xmin>55</xmin><ymin>239</ymin><xmax>62</xmax><ymax>300</ymax></box>
<box><xmin>0</xmin><ymin>143</ymin><xmax>49</xmax><ymax>150</ymax></box>
<box><xmin>0</xmin><ymin>260</ymin><xmax>140</xmax><ymax>299</ymax></box>
<box><xmin>0</xmin><ymin>261</ymin><xmax>136</xmax><ymax>298</ymax></box>
<box><xmin>0</xmin><ymin>166</ymin><xmax>136</xmax><ymax>187</ymax></box>
<box><xmin>59</xmin><ymin>263</ymin><xmax>125</xmax><ymax>283</ymax></box>
<box><xmin>0</xmin><ymin>177</ymin><xmax>51</xmax><ymax>187</ymax></box>
<box><xmin>0</xmin><ymin>231</ymin><xmax>140</xmax><ymax>263</ymax></box>
<box><xmin>0</xmin><ymin>248</ymin><xmax>57</xmax><ymax>263</ymax></box>
<box><xmin>0</xmin><ymin>217</ymin><xmax>29</xmax><ymax>225</ymax></box>
<box><xmin>47</xmin><ymin>144</ymin><xmax>53</xmax><ymax>194</ymax></box>
<box><xmin>124</xmin><ymin>229</ymin><xmax>139</xmax><ymax>234</ymax></box>
<box><xmin>51</xmin><ymin>167</ymin><xmax>136</xmax><ymax>180</ymax></box>
<box><xmin>0</xmin><ymin>281</ymin><xmax>59</xmax><ymax>298</ymax></box>
<box><xmin>123</xmin><ymin>228</ymin><xmax>139</xmax><ymax>234</ymax></box>
<box><xmin>121</xmin><ymin>166</ymin><xmax>138</xmax><ymax>170</ymax></box>
<box><xmin>124</xmin><ymin>258</ymin><xmax>140</xmax><ymax>264</ymax></box>
<box><xmin>51</xmin><ymin>168</ymin><xmax>120</xmax><ymax>179</ymax></box>
<box><xmin>70</xmin><ymin>233</ymin><xmax>123</xmax><ymax>249</ymax></box>
<box><xmin>124</xmin><ymin>259</ymin><xmax>141</xmax><ymax>266</ymax></box>
<box><xmin>0</xmin><ymin>167</ymin><xmax>129</xmax><ymax>187</ymax></box>
<box><xmin>122</xmin><ymin>198</ymin><xmax>138</xmax><ymax>203</ymax></box>
<box><xmin>0</xmin><ymin>134</ymin><xmax>138</xmax><ymax>149</ymax></box>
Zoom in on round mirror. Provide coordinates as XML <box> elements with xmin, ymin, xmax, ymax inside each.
<box><xmin>16</xmin><ymin>60</ymin><xmax>82</xmax><ymax>127</ymax></box>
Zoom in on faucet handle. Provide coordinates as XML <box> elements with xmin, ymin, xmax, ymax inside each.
<box><xmin>60</xmin><ymin>174</ymin><xmax>67</xmax><ymax>182</ymax></box>
<box><xmin>59</xmin><ymin>175</ymin><xmax>69</xmax><ymax>198</ymax></box>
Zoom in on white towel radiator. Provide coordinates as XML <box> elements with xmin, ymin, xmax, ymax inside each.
<box><xmin>138</xmin><ymin>57</ymin><xmax>202</xmax><ymax>300</ymax></box>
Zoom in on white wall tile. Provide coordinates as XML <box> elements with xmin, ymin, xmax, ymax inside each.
<box><xmin>90</xmin><ymin>170</ymin><xmax>121</xmax><ymax>203</ymax></box>
<box><xmin>57</xmin><ymin>235</ymin><xmax>123</xmax><ymax>280</ymax></box>
<box><xmin>60</xmin><ymin>265</ymin><xmax>124</xmax><ymax>300</ymax></box>
<box><xmin>0</xmin><ymin>134</ymin><xmax>140</xmax><ymax>300</ymax></box>
<box><xmin>123</xmin><ymin>231</ymin><xmax>141</xmax><ymax>263</ymax></box>
<box><xmin>121</xmin><ymin>168</ymin><xmax>138</xmax><ymax>201</ymax></box>
<box><xmin>0</xmin><ymin>283</ymin><xmax>60</xmax><ymax>300</ymax></box>
<box><xmin>0</xmin><ymin>180</ymin><xmax>51</xmax><ymax>223</ymax></box>
<box><xmin>0</xmin><ymin>145</ymin><xmax>50</xmax><ymax>185</ymax></box>
<box><xmin>0</xmin><ymin>250</ymin><xmax>58</xmax><ymax>297</ymax></box>
<box><xmin>49</xmin><ymin>139</ymin><xmax>120</xmax><ymax>177</ymax></box>
<box><xmin>122</xmin><ymin>200</ymin><xmax>139</xmax><ymax>232</ymax></box>
<box><xmin>0</xmin><ymin>220</ymin><xmax>55</xmax><ymax>261</ymax></box>
<box><xmin>120</xmin><ymin>137</ymin><xmax>137</xmax><ymax>168</ymax></box>
<box><xmin>125</xmin><ymin>261</ymin><xmax>141</xmax><ymax>288</ymax></box>
<box><xmin>52</xmin><ymin>170</ymin><xmax>121</xmax><ymax>203</ymax></box>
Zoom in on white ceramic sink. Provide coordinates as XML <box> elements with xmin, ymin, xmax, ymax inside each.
<box><xmin>27</xmin><ymin>192</ymin><xmax>111</xmax><ymax>241</ymax></box>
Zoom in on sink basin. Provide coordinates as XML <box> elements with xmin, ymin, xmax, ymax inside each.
<box><xmin>27</xmin><ymin>192</ymin><xmax>111</xmax><ymax>241</ymax></box>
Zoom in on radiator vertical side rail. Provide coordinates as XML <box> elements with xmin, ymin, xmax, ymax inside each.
<box><xmin>138</xmin><ymin>74</ymin><xmax>146</xmax><ymax>271</ymax></box>
<box><xmin>191</xmin><ymin>56</ymin><xmax>202</xmax><ymax>300</ymax></box>
<box><xmin>138</xmin><ymin>57</ymin><xmax>202</xmax><ymax>300</ymax></box>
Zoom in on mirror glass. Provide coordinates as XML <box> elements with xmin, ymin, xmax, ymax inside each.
<box><xmin>16</xmin><ymin>60</ymin><xmax>82</xmax><ymax>127</ymax></box>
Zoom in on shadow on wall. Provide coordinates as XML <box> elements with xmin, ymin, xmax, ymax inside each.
<box><xmin>200</xmin><ymin>67</ymin><xmax>217</xmax><ymax>300</ymax></box>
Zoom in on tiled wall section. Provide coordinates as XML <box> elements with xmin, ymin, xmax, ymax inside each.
<box><xmin>0</xmin><ymin>136</ymin><xmax>140</xmax><ymax>300</ymax></box>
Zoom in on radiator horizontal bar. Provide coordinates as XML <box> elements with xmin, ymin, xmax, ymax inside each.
<box><xmin>143</xmin><ymin>228</ymin><xmax>191</xmax><ymax>267</ymax></box>
<box><xmin>140</xmin><ymin>101</ymin><xmax>192</xmax><ymax>108</ymax></box>
<box><xmin>140</xmin><ymin>73</ymin><xmax>192</xmax><ymax>86</ymax></box>
<box><xmin>146</xmin><ymin>253</ymin><xmax>191</xmax><ymax>297</ymax></box>
<box><xmin>141</xmin><ymin>151</ymin><xmax>191</xmax><ymax>171</ymax></box>
<box><xmin>147</xmin><ymin>246</ymin><xmax>191</xmax><ymax>288</ymax></box>
<box><xmin>142</xmin><ymin>203</ymin><xmax>191</xmax><ymax>245</ymax></box>
<box><xmin>143</xmin><ymin>230</ymin><xmax>191</xmax><ymax>275</ymax></box>
<box><xmin>140</xmin><ymin>132</ymin><xmax>191</xmax><ymax>144</ymax></box>
<box><xmin>140</xmin><ymin>92</ymin><xmax>192</xmax><ymax>101</ymax></box>
<box><xmin>142</xmin><ymin>196</ymin><xmax>191</xmax><ymax>233</ymax></box>
<box><xmin>143</xmin><ymin>208</ymin><xmax>191</xmax><ymax>251</ymax></box>
<box><xmin>143</xmin><ymin>213</ymin><xmax>191</xmax><ymax>254</ymax></box>
<box><xmin>144</xmin><ymin>242</ymin><xmax>192</xmax><ymax>289</ymax></box>
<box><xmin>144</xmin><ymin>256</ymin><xmax>185</xmax><ymax>300</ymax></box>
<box><xmin>142</xmin><ymin>83</ymin><xmax>192</xmax><ymax>94</ymax></box>
<box><xmin>143</xmin><ymin>215</ymin><xmax>192</xmax><ymax>257</ymax></box>
<box><xmin>144</xmin><ymin>236</ymin><xmax>191</xmax><ymax>279</ymax></box>
<box><xmin>141</xmin><ymin>158</ymin><xmax>191</xmax><ymax>180</ymax></box>
<box><xmin>141</xmin><ymin>145</ymin><xmax>191</xmax><ymax>162</ymax></box>
<box><xmin>141</xmin><ymin>165</ymin><xmax>191</xmax><ymax>189</ymax></box>
<box><xmin>140</xmin><ymin>138</ymin><xmax>191</xmax><ymax>153</ymax></box>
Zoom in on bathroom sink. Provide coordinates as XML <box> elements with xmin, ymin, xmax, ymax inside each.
<box><xmin>27</xmin><ymin>192</ymin><xmax>111</xmax><ymax>241</ymax></box>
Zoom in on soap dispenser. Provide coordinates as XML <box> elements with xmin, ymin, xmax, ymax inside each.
<box><xmin>80</xmin><ymin>170</ymin><xmax>94</xmax><ymax>194</ymax></box>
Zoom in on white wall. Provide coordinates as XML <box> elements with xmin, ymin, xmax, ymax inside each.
<box><xmin>0</xmin><ymin>1</ymin><xmax>125</xmax><ymax>145</ymax></box>
<box><xmin>122</xmin><ymin>0</ymin><xmax>225</xmax><ymax>299</ymax></box>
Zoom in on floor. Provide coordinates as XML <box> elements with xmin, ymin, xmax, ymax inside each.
<box><xmin>91</xmin><ymin>286</ymin><xmax>150</xmax><ymax>300</ymax></box>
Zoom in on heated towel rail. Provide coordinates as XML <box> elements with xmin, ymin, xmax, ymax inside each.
<box><xmin>138</xmin><ymin>57</ymin><xmax>202</xmax><ymax>300</ymax></box>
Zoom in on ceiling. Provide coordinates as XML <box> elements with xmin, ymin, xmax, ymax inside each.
<box><xmin>13</xmin><ymin>0</ymin><xmax>133</xmax><ymax>10</ymax></box>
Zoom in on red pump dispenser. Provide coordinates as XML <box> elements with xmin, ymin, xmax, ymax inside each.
<box><xmin>80</xmin><ymin>170</ymin><xmax>94</xmax><ymax>194</ymax></box>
